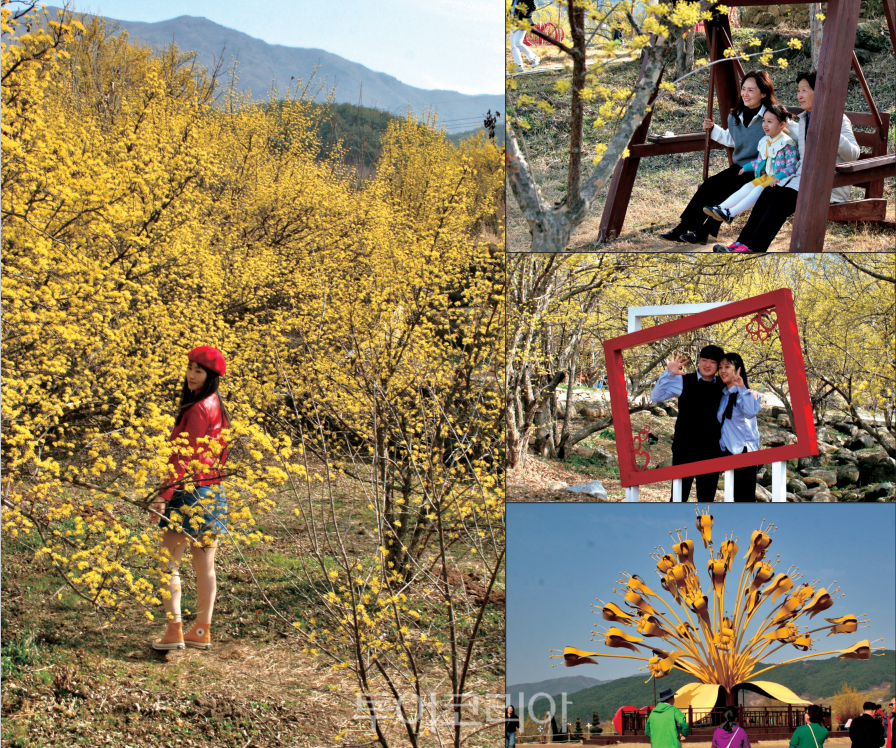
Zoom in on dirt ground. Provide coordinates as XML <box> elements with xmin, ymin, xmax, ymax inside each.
<box><xmin>506</xmin><ymin>452</ymin><xmax>708</xmax><ymax>503</ymax></box>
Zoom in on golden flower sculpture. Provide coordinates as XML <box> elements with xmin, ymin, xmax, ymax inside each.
<box><xmin>551</xmin><ymin>509</ymin><xmax>883</xmax><ymax>708</ymax></box>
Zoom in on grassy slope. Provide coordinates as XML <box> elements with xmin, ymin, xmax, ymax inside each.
<box><xmin>0</xmin><ymin>473</ymin><xmax>504</xmax><ymax>748</ymax></box>
<box><xmin>507</xmin><ymin>26</ymin><xmax>896</xmax><ymax>252</ymax></box>
<box><xmin>527</xmin><ymin>652</ymin><xmax>896</xmax><ymax>728</ymax></box>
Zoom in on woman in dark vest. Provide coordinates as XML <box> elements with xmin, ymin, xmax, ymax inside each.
<box><xmin>660</xmin><ymin>71</ymin><xmax>778</xmax><ymax>245</ymax></box>
<box><xmin>651</xmin><ymin>345</ymin><xmax>726</xmax><ymax>501</ymax></box>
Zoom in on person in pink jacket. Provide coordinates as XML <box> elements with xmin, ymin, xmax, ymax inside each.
<box><xmin>713</xmin><ymin>709</ymin><xmax>752</xmax><ymax>748</ymax></box>
<box><xmin>149</xmin><ymin>346</ymin><xmax>230</xmax><ymax>652</ymax></box>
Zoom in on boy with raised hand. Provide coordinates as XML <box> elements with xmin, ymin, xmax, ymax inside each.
<box><xmin>651</xmin><ymin>345</ymin><xmax>726</xmax><ymax>501</ymax></box>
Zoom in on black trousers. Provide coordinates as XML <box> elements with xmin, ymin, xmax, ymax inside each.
<box><xmin>670</xmin><ymin>449</ymin><xmax>721</xmax><ymax>502</ymax></box>
<box><xmin>721</xmin><ymin>447</ymin><xmax>758</xmax><ymax>502</ymax></box>
<box><xmin>680</xmin><ymin>164</ymin><xmax>755</xmax><ymax>236</ymax></box>
<box><xmin>736</xmin><ymin>185</ymin><xmax>799</xmax><ymax>252</ymax></box>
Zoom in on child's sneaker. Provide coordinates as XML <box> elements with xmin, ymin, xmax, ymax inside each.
<box><xmin>713</xmin><ymin>241</ymin><xmax>748</xmax><ymax>253</ymax></box>
<box><xmin>716</xmin><ymin>207</ymin><xmax>733</xmax><ymax>224</ymax></box>
<box><xmin>151</xmin><ymin>621</ymin><xmax>184</xmax><ymax>651</ymax></box>
<box><xmin>183</xmin><ymin>621</ymin><xmax>212</xmax><ymax>650</ymax></box>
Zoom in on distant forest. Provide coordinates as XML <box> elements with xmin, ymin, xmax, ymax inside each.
<box><xmin>265</xmin><ymin>101</ymin><xmax>501</xmax><ymax>170</ymax></box>
<box><xmin>527</xmin><ymin>652</ymin><xmax>896</xmax><ymax>728</ymax></box>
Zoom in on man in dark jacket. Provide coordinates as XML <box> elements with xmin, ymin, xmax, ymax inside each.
<box><xmin>850</xmin><ymin>702</ymin><xmax>886</xmax><ymax>748</ymax></box>
<box><xmin>651</xmin><ymin>345</ymin><xmax>726</xmax><ymax>501</ymax></box>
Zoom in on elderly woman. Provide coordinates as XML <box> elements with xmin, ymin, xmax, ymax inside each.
<box><xmin>660</xmin><ymin>70</ymin><xmax>778</xmax><ymax>245</ymax></box>
<box><xmin>714</xmin><ymin>69</ymin><xmax>860</xmax><ymax>253</ymax></box>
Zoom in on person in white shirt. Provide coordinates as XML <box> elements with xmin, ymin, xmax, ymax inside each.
<box><xmin>716</xmin><ymin>352</ymin><xmax>762</xmax><ymax>502</ymax></box>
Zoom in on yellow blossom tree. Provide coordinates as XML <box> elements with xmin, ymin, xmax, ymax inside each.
<box><xmin>2</xmin><ymin>5</ymin><xmax>505</xmax><ymax>745</ymax></box>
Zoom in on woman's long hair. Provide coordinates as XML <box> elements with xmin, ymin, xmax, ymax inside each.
<box><xmin>175</xmin><ymin>362</ymin><xmax>232</xmax><ymax>427</ymax></box>
<box><xmin>721</xmin><ymin>352</ymin><xmax>750</xmax><ymax>389</ymax></box>
<box><xmin>731</xmin><ymin>70</ymin><xmax>777</xmax><ymax>119</ymax></box>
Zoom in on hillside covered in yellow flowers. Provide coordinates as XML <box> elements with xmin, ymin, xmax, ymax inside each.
<box><xmin>2</xmin><ymin>6</ymin><xmax>506</xmax><ymax>747</ymax></box>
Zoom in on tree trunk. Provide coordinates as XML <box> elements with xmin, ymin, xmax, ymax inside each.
<box><xmin>506</xmin><ymin>30</ymin><xmax>675</xmax><ymax>251</ymax></box>
<box><xmin>675</xmin><ymin>30</ymin><xmax>695</xmax><ymax>80</ymax></box>
<box><xmin>810</xmin><ymin>4</ymin><xmax>823</xmax><ymax>67</ymax></box>
<box><xmin>725</xmin><ymin>689</ymin><xmax>738</xmax><ymax>707</ymax></box>
<box><xmin>557</xmin><ymin>357</ymin><xmax>578</xmax><ymax>460</ymax></box>
<box><xmin>567</xmin><ymin>1</ymin><xmax>587</xmax><ymax>209</ymax></box>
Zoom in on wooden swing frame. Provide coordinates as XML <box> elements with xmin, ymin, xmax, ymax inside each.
<box><xmin>598</xmin><ymin>0</ymin><xmax>896</xmax><ymax>251</ymax></box>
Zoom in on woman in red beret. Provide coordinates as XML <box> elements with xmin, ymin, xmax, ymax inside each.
<box><xmin>149</xmin><ymin>346</ymin><xmax>230</xmax><ymax>652</ymax></box>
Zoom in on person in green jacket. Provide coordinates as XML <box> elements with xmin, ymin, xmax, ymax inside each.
<box><xmin>646</xmin><ymin>688</ymin><xmax>690</xmax><ymax>748</ymax></box>
<box><xmin>790</xmin><ymin>705</ymin><xmax>829</xmax><ymax>748</ymax></box>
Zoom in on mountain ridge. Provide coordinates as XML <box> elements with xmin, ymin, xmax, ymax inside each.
<box><xmin>44</xmin><ymin>7</ymin><xmax>502</xmax><ymax>131</ymax></box>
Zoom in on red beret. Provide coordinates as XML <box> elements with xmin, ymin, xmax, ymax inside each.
<box><xmin>188</xmin><ymin>346</ymin><xmax>226</xmax><ymax>376</ymax></box>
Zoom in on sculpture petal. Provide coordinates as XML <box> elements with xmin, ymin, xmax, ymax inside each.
<box><xmin>696</xmin><ymin>511</ymin><xmax>713</xmax><ymax>549</ymax></box>
<box><xmin>748</xmin><ymin>562</ymin><xmax>775</xmax><ymax>594</ymax></box>
<box><xmin>602</xmin><ymin>602</ymin><xmax>636</xmax><ymax>624</ymax></box>
<box><xmin>762</xmin><ymin>625</ymin><xmax>799</xmax><ymax>642</ymax></box>
<box><xmin>674</xmin><ymin>539</ymin><xmax>696</xmax><ymax>570</ymax></box>
<box><xmin>772</xmin><ymin>594</ymin><xmax>804</xmax><ymax>623</ymax></box>
<box><xmin>628</xmin><ymin>574</ymin><xmax>662</xmax><ymax>600</ymax></box>
<box><xmin>824</xmin><ymin>615</ymin><xmax>858</xmax><ymax>636</ymax></box>
<box><xmin>637</xmin><ymin>615</ymin><xmax>673</xmax><ymax>640</ymax></box>
<box><xmin>824</xmin><ymin>614</ymin><xmax>857</xmax><ymax>624</ymax></box>
<box><xmin>647</xmin><ymin>650</ymin><xmax>684</xmax><ymax>679</ymax></box>
<box><xmin>707</xmin><ymin>558</ymin><xmax>728</xmax><ymax>597</ymax></box>
<box><xmin>803</xmin><ymin>588</ymin><xmax>834</xmax><ymax>618</ymax></box>
<box><xmin>606</xmin><ymin>626</ymin><xmax>644</xmax><ymax>652</ymax></box>
<box><xmin>624</xmin><ymin>589</ymin><xmax>658</xmax><ymax>617</ymax></box>
<box><xmin>838</xmin><ymin>640</ymin><xmax>871</xmax><ymax>660</ymax></box>
<box><xmin>741</xmin><ymin>681</ymin><xmax>812</xmax><ymax>706</ymax></box>
<box><xmin>744</xmin><ymin>530</ymin><xmax>772</xmax><ymax>571</ymax></box>
<box><xmin>762</xmin><ymin>573</ymin><xmax>793</xmax><ymax>603</ymax></box>
<box><xmin>720</xmin><ymin>539</ymin><xmax>738</xmax><ymax>570</ymax></box>
<box><xmin>560</xmin><ymin>647</ymin><xmax>601</xmax><ymax>667</ymax></box>
<box><xmin>673</xmin><ymin>683</ymin><xmax>723</xmax><ymax>711</ymax></box>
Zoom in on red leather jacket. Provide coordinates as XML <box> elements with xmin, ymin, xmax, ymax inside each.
<box><xmin>161</xmin><ymin>394</ymin><xmax>228</xmax><ymax>501</ymax></box>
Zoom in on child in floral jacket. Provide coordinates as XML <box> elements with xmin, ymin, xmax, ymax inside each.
<box><xmin>703</xmin><ymin>104</ymin><xmax>799</xmax><ymax>224</ymax></box>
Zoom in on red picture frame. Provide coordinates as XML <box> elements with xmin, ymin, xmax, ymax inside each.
<box><xmin>603</xmin><ymin>288</ymin><xmax>818</xmax><ymax>489</ymax></box>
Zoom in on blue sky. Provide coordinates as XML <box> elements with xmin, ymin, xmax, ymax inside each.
<box><xmin>507</xmin><ymin>503</ymin><xmax>896</xmax><ymax>686</ymax></box>
<box><xmin>65</xmin><ymin>0</ymin><xmax>504</xmax><ymax>95</ymax></box>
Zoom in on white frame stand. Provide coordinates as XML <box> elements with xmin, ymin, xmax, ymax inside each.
<box><xmin>623</xmin><ymin>303</ymin><xmax>787</xmax><ymax>504</ymax></box>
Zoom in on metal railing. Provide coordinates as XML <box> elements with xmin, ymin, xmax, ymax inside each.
<box><xmin>621</xmin><ymin>705</ymin><xmax>832</xmax><ymax>734</ymax></box>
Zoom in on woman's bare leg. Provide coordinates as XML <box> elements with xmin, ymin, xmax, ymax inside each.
<box><xmin>190</xmin><ymin>541</ymin><xmax>217</xmax><ymax>624</ymax></box>
<box><xmin>160</xmin><ymin>530</ymin><xmax>190</xmax><ymax>622</ymax></box>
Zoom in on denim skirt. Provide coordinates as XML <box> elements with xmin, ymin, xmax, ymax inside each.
<box><xmin>159</xmin><ymin>485</ymin><xmax>228</xmax><ymax>536</ymax></box>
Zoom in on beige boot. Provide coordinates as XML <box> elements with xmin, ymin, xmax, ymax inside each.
<box><xmin>151</xmin><ymin>621</ymin><xmax>184</xmax><ymax>651</ymax></box>
<box><xmin>183</xmin><ymin>621</ymin><xmax>212</xmax><ymax>650</ymax></box>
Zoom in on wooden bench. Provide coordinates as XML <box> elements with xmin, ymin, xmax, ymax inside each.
<box><xmin>637</xmin><ymin>111</ymin><xmax>893</xmax><ymax>225</ymax></box>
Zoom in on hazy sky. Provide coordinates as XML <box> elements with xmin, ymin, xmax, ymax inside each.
<box><xmin>507</xmin><ymin>503</ymin><xmax>896</xmax><ymax>686</ymax></box>
<box><xmin>64</xmin><ymin>0</ymin><xmax>505</xmax><ymax>95</ymax></box>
